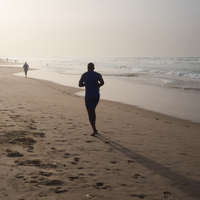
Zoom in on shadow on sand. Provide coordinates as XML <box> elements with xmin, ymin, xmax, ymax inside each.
<box><xmin>96</xmin><ymin>133</ymin><xmax>200</xmax><ymax>200</ymax></box>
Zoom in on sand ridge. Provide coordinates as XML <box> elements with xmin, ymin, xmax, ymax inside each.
<box><xmin>0</xmin><ymin>67</ymin><xmax>200</xmax><ymax>200</ymax></box>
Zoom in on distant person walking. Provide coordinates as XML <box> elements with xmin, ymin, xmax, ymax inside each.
<box><xmin>79</xmin><ymin>63</ymin><xmax>104</xmax><ymax>136</ymax></box>
<box><xmin>23</xmin><ymin>62</ymin><xmax>29</xmax><ymax>78</ymax></box>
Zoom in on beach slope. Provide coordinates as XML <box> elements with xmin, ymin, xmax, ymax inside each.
<box><xmin>0</xmin><ymin>67</ymin><xmax>200</xmax><ymax>200</ymax></box>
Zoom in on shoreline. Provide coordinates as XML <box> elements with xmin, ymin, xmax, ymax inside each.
<box><xmin>13</xmin><ymin>67</ymin><xmax>200</xmax><ymax>124</ymax></box>
<box><xmin>0</xmin><ymin>66</ymin><xmax>200</xmax><ymax>199</ymax></box>
<box><xmin>1</xmin><ymin>66</ymin><xmax>198</xmax><ymax>128</ymax></box>
<box><xmin>3</xmin><ymin>66</ymin><xmax>199</xmax><ymax>126</ymax></box>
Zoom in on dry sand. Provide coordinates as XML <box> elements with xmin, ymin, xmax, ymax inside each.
<box><xmin>0</xmin><ymin>66</ymin><xmax>200</xmax><ymax>200</ymax></box>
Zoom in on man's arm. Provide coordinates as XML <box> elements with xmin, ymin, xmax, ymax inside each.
<box><xmin>79</xmin><ymin>75</ymin><xmax>85</xmax><ymax>87</ymax></box>
<box><xmin>98</xmin><ymin>74</ymin><xmax>104</xmax><ymax>88</ymax></box>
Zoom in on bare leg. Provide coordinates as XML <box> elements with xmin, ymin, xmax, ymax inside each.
<box><xmin>24</xmin><ymin>70</ymin><xmax>28</xmax><ymax>78</ymax></box>
<box><xmin>87</xmin><ymin>108</ymin><xmax>98</xmax><ymax>135</ymax></box>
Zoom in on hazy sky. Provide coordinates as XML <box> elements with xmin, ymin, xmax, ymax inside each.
<box><xmin>1</xmin><ymin>0</ymin><xmax>200</xmax><ymax>57</ymax></box>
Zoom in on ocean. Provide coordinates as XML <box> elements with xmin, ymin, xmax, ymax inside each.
<box><xmin>7</xmin><ymin>56</ymin><xmax>200</xmax><ymax>89</ymax></box>
<box><xmin>3</xmin><ymin>57</ymin><xmax>200</xmax><ymax>123</ymax></box>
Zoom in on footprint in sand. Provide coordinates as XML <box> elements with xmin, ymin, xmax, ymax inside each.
<box><xmin>132</xmin><ymin>174</ymin><xmax>141</xmax><ymax>178</ymax></box>
<box><xmin>68</xmin><ymin>176</ymin><xmax>79</xmax><ymax>181</ymax></box>
<box><xmin>9</xmin><ymin>115</ymin><xmax>20</xmax><ymax>120</ymax></box>
<box><xmin>55</xmin><ymin>140</ymin><xmax>66</xmax><ymax>142</ymax></box>
<box><xmin>63</xmin><ymin>153</ymin><xmax>71</xmax><ymax>158</ymax></box>
<box><xmin>78</xmin><ymin>167</ymin><xmax>84</xmax><ymax>169</ymax></box>
<box><xmin>39</xmin><ymin>171</ymin><xmax>53</xmax><ymax>177</ymax></box>
<box><xmin>53</xmin><ymin>187</ymin><xmax>68</xmax><ymax>193</ymax></box>
<box><xmin>32</xmin><ymin>132</ymin><xmax>45</xmax><ymax>138</ymax></box>
<box><xmin>11</xmin><ymin>137</ymin><xmax>36</xmax><ymax>146</ymax></box>
<box><xmin>15</xmin><ymin>174</ymin><xmax>24</xmax><ymax>178</ymax></box>
<box><xmin>73</xmin><ymin>157</ymin><xmax>80</xmax><ymax>162</ymax></box>
<box><xmin>6</xmin><ymin>151</ymin><xmax>24</xmax><ymax>157</ymax></box>
<box><xmin>16</xmin><ymin>160</ymin><xmax>55</xmax><ymax>169</ymax></box>
<box><xmin>133</xmin><ymin>173</ymin><xmax>146</xmax><ymax>179</ymax></box>
<box><xmin>30</xmin><ymin>179</ymin><xmax>38</xmax><ymax>184</ymax></box>
<box><xmin>28</xmin><ymin>124</ymin><xmax>37</xmax><ymax>130</ymax></box>
<box><xmin>88</xmin><ymin>173</ymin><xmax>96</xmax><ymax>176</ymax></box>
<box><xmin>71</xmin><ymin>161</ymin><xmax>77</xmax><ymax>165</ymax></box>
<box><xmin>96</xmin><ymin>182</ymin><xmax>104</xmax><ymax>187</ymax></box>
<box><xmin>130</xmin><ymin>194</ymin><xmax>146</xmax><ymax>199</ymax></box>
<box><xmin>163</xmin><ymin>191</ymin><xmax>172</xmax><ymax>198</ymax></box>
<box><xmin>38</xmin><ymin>191</ymin><xmax>48</xmax><ymax>197</ymax></box>
<box><xmin>27</xmin><ymin>145</ymin><xmax>34</xmax><ymax>152</ymax></box>
<box><xmin>40</xmin><ymin>179</ymin><xmax>63</xmax><ymax>186</ymax></box>
<box><xmin>15</xmin><ymin>159</ymin><xmax>41</xmax><ymax>166</ymax></box>
<box><xmin>85</xmin><ymin>140</ymin><xmax>94</xmax><ymax>143</ymax></box>
<box><xmin>128</xmin><ymin>160</ymin><xmax>134</xmax><ymax>164</ymax></box>
<box><xmin>94</xmin><ymin>182</ymin><xmax>111</xmax><ymax>190</ymax></box>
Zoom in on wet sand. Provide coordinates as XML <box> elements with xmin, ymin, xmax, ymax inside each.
<box><xmin>14</xmin><ymin>69</ymin><xmax>200</xmax><ymax>123</ymax></box>
<box><xmin>0</xmin><ymin>66</ymin><xmax>200</xmax><ymax>200</ymax></box>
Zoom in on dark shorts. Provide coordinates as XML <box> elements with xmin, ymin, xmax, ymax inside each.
<box><xmin>85</xmin><ymin>96</ymin><xmax>99</xmax><ymax>109</ymax></box>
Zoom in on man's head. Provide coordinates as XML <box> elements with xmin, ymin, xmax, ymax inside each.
<box><xmin>88</xmin><ymin>63</ymin><xmax>95</xmax><ymax>71</ymax></box>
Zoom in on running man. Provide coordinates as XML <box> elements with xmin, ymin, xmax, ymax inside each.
<box><xmin>23</xmin><ymin>62</ymin><xmax>29</xmax><ymax>78</ymax></box>
<box><xmin>79</xmin><ymin>63</ymin><xmax>104</xmax><ymax>136</ymax></box>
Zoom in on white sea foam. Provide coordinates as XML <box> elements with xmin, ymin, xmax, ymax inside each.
<box><xmin>3</xmin><ymin>56</ymin><xmax>200</xmax><ymax>89</ymax></box>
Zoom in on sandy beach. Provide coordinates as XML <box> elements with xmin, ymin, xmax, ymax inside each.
<box><xmin>14</xmin><ymin>67</ymin><xmax>200</xmax><ymax>124</ymax></box>
<box><xmin>0</xmin><ymin>66</ymin><xmax>200</xmax><ymax>200</ymax></box>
